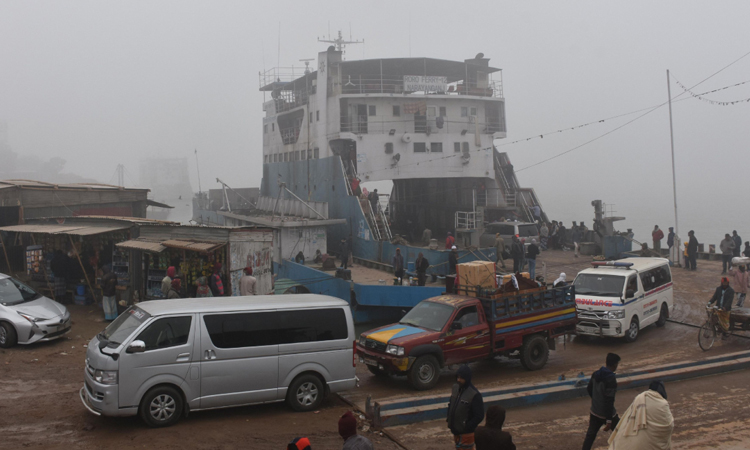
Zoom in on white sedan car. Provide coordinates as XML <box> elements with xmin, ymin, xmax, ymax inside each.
<box><xmin>0</xmin><ymin>273</ymin><xmax>71</xmax><ymax>348</ymax></box>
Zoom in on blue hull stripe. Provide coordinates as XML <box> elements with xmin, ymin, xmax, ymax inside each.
<box><xmin>496</xmin><ymin>313</ymin><xmax>577</xmax><ymax>334</ymax></box>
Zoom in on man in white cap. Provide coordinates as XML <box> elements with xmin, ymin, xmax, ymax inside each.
<box><xmin>554</xmin><ymin>272</ymin><xmax>567</xmax><ymax>287</ymax></box>
<box><xmin>449</xmin><ymin>246</ymin><xmax>459</xmax><ymax>275</ymax></box>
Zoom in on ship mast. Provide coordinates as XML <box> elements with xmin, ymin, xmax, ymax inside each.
<box><xmin>318</xmin><ymin>30</ymin><xmax>363</xmax><ymax>59</ymax></box>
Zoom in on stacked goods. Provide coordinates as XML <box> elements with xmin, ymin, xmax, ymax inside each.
<box><xmin>456</xmin><ymin>261</ymin><xmax>497</xmax><ymax>297</ymax></box>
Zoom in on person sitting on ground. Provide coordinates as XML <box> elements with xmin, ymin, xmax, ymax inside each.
<box><xmin>313</xmin><ymin>249</ymin><xmax>323</xmax><ymax>264</ymax></box>
<box><xmin>607</xmin><ymin>381</ymin><xmax>673</xmax><ymax>450</ymax></box>
<box><xmin>475</xmin><ymin>405</ymin><xmax>516</xmax><ymax>450</ymax></box>
<box><xmin>553</xmin><ymin>272</ymin><xmax>567</xmax><ymax>287</ymax></box>
<box><xmin>167</xmin><ymin>278</ymin><xmax>181</xmax><ymax>299</ymax></box>
<box><xmin>295</xmin><ymin>251</ymin><xmax>305</xmax><ymax>265</ymax></box>
<box><xmin>708</xmin><ymin>277</ymin><xmax>734</xmax><ymax>337</ymax></box>
<box><xmin>195</xmin><ymin>276</ymin><xmax>212</xmax><ymax>298</ymax></box>
<box><xmin>338</xmin><ymin>410</ymin><xmax>373</xmax><ymax>450</ymax></box>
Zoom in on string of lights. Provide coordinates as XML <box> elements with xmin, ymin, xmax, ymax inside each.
<box><xmin>672</xmin><ymin>76</ymin><xmax>750</xmax><ymax>106</ymax></box>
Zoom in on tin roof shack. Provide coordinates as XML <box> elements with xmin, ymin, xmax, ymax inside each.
<box><xmin>0</xmin><ymin>180</ymin><xmax>156</xmax><ymax>227</ymax></box>
<box><xmin>118</xmin><ymin>224</ymin><xmax>274</xmax><ymax>298</ymax></box>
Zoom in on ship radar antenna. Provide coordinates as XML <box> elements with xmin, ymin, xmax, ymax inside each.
<box><xmin>318</xmin><ymin>29</ymin><xmax>363</xmax><ymax>59</ymax></box>
<box><xmin>300</xmin><ymin>58</ymin><xmax>314</xmax><ymax>74</ymax></box>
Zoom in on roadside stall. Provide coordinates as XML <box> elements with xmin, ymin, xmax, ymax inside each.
<box><xmin>0</xmin><ymin>220</ymin><xmax>134</xmax><ymax>305</ymax></box>
<box><xmin>115</xmin><ymin>225</ymin><xmax>274</xmax><ymax>299</ymax></box>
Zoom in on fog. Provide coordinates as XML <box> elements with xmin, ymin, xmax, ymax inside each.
<box><xmin>1</xmin><ymin>1</ymin><xmax>749</xmax><ymax>246</ymax></box>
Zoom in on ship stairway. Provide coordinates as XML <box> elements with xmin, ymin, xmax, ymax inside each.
<box><xmin>342</xmin><ymin>156</ymin><xmax>392</xmax><ymax>242</ymax></box>
<box><xmin>493</xmin><ymin>149</ymin><xmax>548</xmax><ymax>224</ymax></box>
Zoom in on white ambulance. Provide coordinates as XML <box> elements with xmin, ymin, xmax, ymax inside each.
<box><xmin>573</xmin><ymin>258</ymin><xmax>673</xmax><ymax>342</ymax></box>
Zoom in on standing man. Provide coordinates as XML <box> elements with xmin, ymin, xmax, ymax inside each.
<box><xmin>447</xmin><ymin>365</ymin><xmax>484</xmax><ymax>450</ymax></box>
<box><xmin>510</xmin><ymin>236</ymin><xmax>523</xmax><ymax>273</ymax></box>
<box><xmin>539</xmin><ymin>222</ymin><xmax>549</xmax><ymax>251</ymax></box>
<box><xmin>667</xmin><ymin>227</ymin><xmax>680</xmax><ymax>267</ymax></box>
<box><xmin>494</xmin><ymin>233</ymin><xmax>506</xmax><ymax>270</ymax></box>
<box><xmin>446</xmin><ymin>232</ymin><xmax>456</xmax><ymax>249</ymax></box>
<box><xmin>687</xmin><ymin>230</ymin><xmax>699</xmax><ymax>271</ymax></box>
<box><xmin>101</xmin><ymin>265</ymin><xmax>118</xmax><ymax>321</ymax></box>
<box><xmin>368</xmin><ymin>189</ymin><xmax>379</xmax><ymax>214</ymax></box>
<box><xmin>652</xmin><ymin>225</ymin><xmax>664</xmax><ymax>253</ymax></box>
<box><xmin>415</xmin><ymin>252</ymin><xmax>430</xmax><ymax>286</ymax></box>
<box><xmin>339</xmin><ymin>238</ymin><xmax>350</xmax><ymax>269</ymax></box>
<box><xmin>572</xmin><ymin>225</ymin><xmax>582</xmax><ymax>258</ymax></box>
<box><xmin>162</xmin><ymin>266</ymin><xmax>176</xmax><ymax>299</ymax></box>
<box><xmin>239</xmin><ymin>266</ymin><xmax>256</xmax><ymax>296</ymax></box>
<box><xmin>422</xmin><ymin>228</ymin><xmax>432</xmax><ymax>245</ymax></box>
<box><xmin>720</xmin><ymin>233</ymin><xmax>735</xmax><ymax>274</ymax></box>
<box><xmin>526</xmin><ymin>239</ymin><xmax>540</xmax><ymax>280</ymax></box>
<box><xmin>530</xmin><ymin>205</ymin><xmax>541</xmax><ymax>224</ymax></box>
<box><xmin>209</xmin><ymin>263</ymin><xmax>225</xmax><ymax>297</ymax></box>
<box><xmin>732</xmin><ymin>230</ymin><xmax>742</xmax><ymax>257</ymax></box>
<box><xmin>727</xmin><ymin>265</ymin><xmax>749</xmax><ymax>307</ymax></box>
<box><xmin>449</xmin><ymin>246</ymin><xmax>459</xmax><ymax>275</ymax></box>
<box><xmin>582</xmin><ymin>353</ymin><xmax>621</xmax><ymax>450</ymax></box>
<box><xmin>392</xmin><ymin>248</ymin><xmax>405</xmax><ymax>283</ymax></box>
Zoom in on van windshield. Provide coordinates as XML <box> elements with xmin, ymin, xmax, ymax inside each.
<box><xmin>574</xmin><ymin>274</ymin><xmax>625</xmax><ymax>298</ymax></box>
<box><xmin>399</xmin><ymin>301</ymin><xmax>455</xmax><ymax>331</ymax></box>
<box><xmin>518</xmin><ymin>224</ymin><xmax>538</xmax><ymax>237</ymax></box>
<box><xmin>100</xmin><ymin>307</ymin><xmax>151</xmax><ymax>347</ymax></box>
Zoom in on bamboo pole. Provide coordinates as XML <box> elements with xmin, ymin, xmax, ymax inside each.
<box><xmin>30</xmin><ymin>234</ymin><xmax>56</xmax><ymax>300</ymax></box>
<box><xmin>0</xmin><ymin>232</ymin><xmax>13</xmax><ymax>277</ymax></box>
<box><xmin>69</xmin><ymin>234</ymin><xmax>97</xmax><ymax>304</ymax></box>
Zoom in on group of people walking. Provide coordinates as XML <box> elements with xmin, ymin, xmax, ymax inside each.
<box><xmin>159</xmin><ymin>263</ymin><xmax>257</xmax><ymax>301</ymax></box>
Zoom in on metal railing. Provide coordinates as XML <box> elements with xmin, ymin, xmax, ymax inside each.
<box><xmin>339</xmin><ymin>116</ymin><xmax>504</xmax><ymax>135</ymax></box>
<box><xmin>455</xmin><ymin>211</ymin><xmax>480</xmax><ymax>230</ymax></box>
<box><xmin>378</xmin><ymin>206</ymin><xmax>393</xmax><ymax>241</ymax></box>
<box><xmin>337</xmin><ymin>75</ymin><xmax>503</xmax><ymax>98</ymax></box>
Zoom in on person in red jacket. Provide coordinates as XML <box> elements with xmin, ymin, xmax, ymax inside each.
<box><xmin>446</xmin><ymin>232</ymin><xmax>456</xmax><ymax>249</ymax></box>
<box><xmin>652</xmin><ymin>225</ymin><xmax>664</xmax><ymax>252</ymax></box>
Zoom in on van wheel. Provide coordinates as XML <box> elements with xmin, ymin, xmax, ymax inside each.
<box><xmin>624</xmin><ymin>316</ymin><xmax>640</xmax><ymax>342</ymax></box>
<box><xmin>520</xmin><ymin>335</ymin><xmax>549</xmax><ymax>371</ymax></box>
<box><xmin>287</xmin><ymin>375</ymin><xmax>325</xmax><ymax>412</ymax></box>
<box><xmin>656</xmin><ymin>303</ymin><xmax>669</xmax><ymax>327</ymax></box>
<box><xmin>0</xmin><ymin>322</ymin><xmax>18</xmax><ymax>348</ymax></box>
<box><xmin>408</xmin><ymin>355</ymin><xmax>440</xmax><ymax>390</ymax></box>
<box><xmin>139</xmin><ymin>386</ymin><xmax>183</xmax><ymax>427</ymax></box>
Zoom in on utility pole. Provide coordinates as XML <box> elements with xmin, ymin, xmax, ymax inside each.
<box><xmin>666</xmin><ymin>70</ymin><xmax>680</xmax><ymax>266</ymax></box>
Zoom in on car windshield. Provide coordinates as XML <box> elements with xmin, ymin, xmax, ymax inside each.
<box><xmin>100</xmin><ymin>307</ymin><xmax>151</xmax><ymax>347</ymax></box>
<box><xmin>574</xmin><ymin>274</ymin><xmax>626</xmax><ymax>298</ymax></box>
<box><xmin>0</xmin><ymin>277</ymin><xmax>42</xmax><ymax>306</ymax></box>
<box><xmin>399</xmin><ymin>301</ymin><xmax>455</xmax><ymax>331</ymax></box>
<box><xmin>518</xmin><ymin>224</ymin><xmax>539</xmax><ymax>237</ymax></box>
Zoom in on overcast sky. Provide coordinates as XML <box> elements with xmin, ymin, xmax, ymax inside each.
<box><xmin>1</xmin><ymin>1</ymin><xmax>748</xmax><ymax>244</ymax></box>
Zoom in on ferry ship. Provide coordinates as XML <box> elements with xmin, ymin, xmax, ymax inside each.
<box><xmin>259</xmin><ymin>42</ymin><xmax>546</xmax><ymax>270</ymax></box>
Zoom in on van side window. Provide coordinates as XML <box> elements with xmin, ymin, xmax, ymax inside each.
<box><xmin>640</xmin><ymin>265</ymin><xmax>672</xmax><ymax>293</ymax></box>
<box><xmin>277</xmin><ymin>308</ymin><xmax>348</xmax><ymax>344</ymax></box>
<box><xmin>137</xmin><ymin>316</ymin><xmax>192</xmax><ymax>351</ymax></box>
<box><xmin>454</xmin><ymin>306</ymin><xmax>479</xmax><ymax>328</ymax></box>
<box><xmin>639</xmin><ymin>272</ymin><xmax>654</xmax><ymax>292</ymax></box>
<box><xmin>204</xmin><ymin>312</ymin><xmax>279</xmax><ymax>348</ymax></box>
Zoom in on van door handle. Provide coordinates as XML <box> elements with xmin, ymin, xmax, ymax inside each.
<box><xmin>204</xmin><ymin>350</ymin><xmax>216</xmax><ymax>360</ymax></box>
<box><xmin>176</xmin><ymin>353</ymin><xmax>191</xmax><ymax>362</ymax></box>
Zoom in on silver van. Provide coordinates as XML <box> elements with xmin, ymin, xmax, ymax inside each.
<box><xmin>80</xmin><ymin>294</ymin><xmax>357</xmax><ymax>427</ymax></box>
<box><xmin>479</xmin><ymin>222</ymin><xmax>540</xmax><ymax>250</ymax></box>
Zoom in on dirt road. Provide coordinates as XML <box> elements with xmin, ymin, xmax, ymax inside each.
<box><xmin>1</xmin><ymin>250</ymin><xmax>748</xmax><ymax>449</ymax></box>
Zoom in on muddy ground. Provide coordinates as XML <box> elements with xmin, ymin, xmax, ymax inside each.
<box><xmin>1</xmin><ymin>250</ymin><xmax>748</xmax><ymax>449</ymax></box>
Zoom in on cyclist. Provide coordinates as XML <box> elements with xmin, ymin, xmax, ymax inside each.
<box><xmin>708</xmin><ymin>277</ymin><xmax>735</xmax><ymax>338</ymax></box>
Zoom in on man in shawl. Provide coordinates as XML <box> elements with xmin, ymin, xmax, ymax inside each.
<box><xmin>607</xmin><ymin>381</ymin><xmax>673</xmax><ymax>450</ymax></box>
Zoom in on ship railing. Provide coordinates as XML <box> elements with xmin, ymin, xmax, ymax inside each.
<box><xmin>339</xmin><ymin>116</ymin><xmax>505</xmax><ymax>135</ymax></box>
<box><xmin>455</xmin><ymin>211</ymin><xmax>480</xmax><ymax>231</ymax></box>
<box><xmin>378</xmin><ymin>205</ymin><xmax>393</xmax><ymax>241</ymax></box>
<box><xmin>366</xmin><ymin>201</ymin><xmax>382</xmax><ymax>241</ymax></box>
<box><xmin>338</xmin><ymin>75</ymin><xmax>503</xmax><ymax>98</ymax></box>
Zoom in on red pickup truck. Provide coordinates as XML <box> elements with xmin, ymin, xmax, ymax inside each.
<box><xmin>356</xmin><ymin>285</ymin><xmax>577</xmax><ymax>390</ymax></box>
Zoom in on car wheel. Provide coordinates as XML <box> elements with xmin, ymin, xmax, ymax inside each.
<box><xmin>139</xmin><ymin>386</ymin><xmax>183</xmax><ymax>428</ymax></box>
<box><xmin>0</xmin><ymin>322</ymin><xmax>17</xmax><ymax>348</ymax></box>
<box><xmin>520</xmin><ymin>335</ymin><xmax>549</xmax><ymax>371</ymax></box>
<box><xmin>656</xmin><ymin>303</ymin><xmax>669</xmax><ymax>327</ymax></box>
<box><xmin>624</xmin><ymin>316</ymin><xmax>640</xmax><ymax>343</ymax></box>
<box><xmin>287</xmin><ymin>374</ymin><xmax>325</xmax><ymax>412</ymax></box>
<box><xmin>407</xmin><ymin>355</ymin><xmax>440</xmax><ymax>390</ymax></box>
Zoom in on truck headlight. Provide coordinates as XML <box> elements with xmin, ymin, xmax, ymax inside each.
<box><xmin>359</xmin><ymin>336</ymin><xmax>366</xmax><ymax>346</ymax></box>
<box><xmin>94</xmin><ymin>370</ymin><xmax>118</xmax><ymax>385</ymax></box>
<box><xmin>606</xmin><ymin>311</ymin><xmax>626</xmax><ymax>319</ymax></box>
<box><xmin>385</xmin><ymin>345</ymin><xmax>405</xmax><ymax>356</ymax></box>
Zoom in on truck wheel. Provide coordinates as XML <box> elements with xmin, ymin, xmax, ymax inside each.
<box><xmin>287</xmin><ymin>374</ymin><xmax>325</xmax><ymax>412</ymax></box>
<box><xmin>520</xmin><ymin>335</ymin><xmax>549</xmax><ymax>371</ymax></box>
<box><xmin>624</xmin><ymin>316</ymin><xmax>640</xmax><ymax>342</ymax></box>
<box><xmin>367</xmin><ymin>366</ymin><xmax>389</xmax><ymax>377</ymax></box>
<box><xmin>408</xmin><ymin>355</ymin><xmax>440</xmax><ymax>390</ymax></box>
<box><xmin>656</xmin><ymin>303</ymin><xmax>669</xmax><ymax>327</ymax></box>
<box><xmin>0</xmin><ymin>322</ymin><xmax>18</xmax><ymax>348</ymax></box>
<box><xmin>139</xmin><ymin>386</ymin><xmax>184</xmax><ymax>428</ymax></box>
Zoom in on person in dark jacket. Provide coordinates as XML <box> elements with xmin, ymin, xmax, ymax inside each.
<box><xmin>415</xmin><ymin>252</ymin><xmax>430</xmax><ymax>286</ymax></box>
<box><xmin>339</xmin><ymin>239</ymin><xmax>350</xmax><ymax>269</ymax></box>
<box><xmin>447</xmin><ymin>365</ymin><xmax>484</xmax><ymax>449</ymax></box>
<box><xmin>449</xmin><ymin>246</ymin><xmax>459</xmax><ymax>275</ymax></box>
<box><xmin>392</xmin><ymin>248</ymin><xmax>405</xmax><ymax>283</ymax></box>
<box><xmin>474</xmin><ymin>405</ymin><xmax>516</xmax><ymax>450</ymax></box>
<box><xmin>510</xmin><ymin>236</ymin><xmax>523</xmax><ymax>273</ymax></box>
<box><xmin>709</xmin><ymin>277</ymin><xmax>735</xmax><ymax>336</ymax></box>
<box><xmin>687</xmin><ymin>230</ymin><xmax>699</xmax><ymax>270</ymax></box>
<box><xmin>526</xmin><ymin>239</ymin><xmax>540</xmax><ymax>280</ymax></box>
<box><xmin>209</xmin><ymin>263</ymin><xmax>224</xmax><ymax>296</ymax></box>
<box><xmin>582</xmin><ymin>352</ymin><xmax>621</xmax><ymax>450</ymax></box>
<box><xmin>732</xmin><ymin>230</ymin><xmax>743</xmax><ymax>257</ymax></box>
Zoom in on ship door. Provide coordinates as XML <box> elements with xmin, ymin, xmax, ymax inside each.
<box><xmin>354</xmin><ymin>104</ymin><xmax>368</xmax><ymax>134</ymax></box>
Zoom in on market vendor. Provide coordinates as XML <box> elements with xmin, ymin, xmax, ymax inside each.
<box><xmin>101</xmin><ymin>265</ymin><xmax>118</xmax><ymax>320</ymax></box>
<box><xmin>161</xmin><ymin>266</ymin><xmax>176</xmax><ymax>299</ymax></box>
<box><xmin>209</xmin><ymin>263</ymin><xmax>225</xmax><ymax>296</ymax></box>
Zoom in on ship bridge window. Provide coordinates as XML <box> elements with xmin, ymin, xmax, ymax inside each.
<box><xmin>454</xmin><ymin>143</ymin><xmax>461</xmax><ymax>153</ymax></box>
<box><xmin>470</xmin><ymin>107</ymin><xmax>477</xmax><ymax>116</ymax></box>
<box><xmin>393</xmin><ymin>105</ymin><xmax>400</xmax><ymax>117</ymax></box>
<box><xmin>309</xmin><ymin>112</ymin><xmax>313</xmax><ymax>123</ymax></box>
<box><xmin>414</xmin><ymin>142</ymin><xmax>426</xmax><ymax>153</ymax></box>
<box><xmin>462</xmin><ymin>142</ymin><xmax>470</xmax><ymax>152</ymax></box>
<box><xmin>314</xmin><ymin>147</ymin><xmax>319</xmax><ymax>159</ymax></box>
<box><xmin>316</xmin><ymin>110</ymin><xmax>320</xmax><ymax>121</ymax></box>
<box><xmin>384</xmin><ymin>143</ymin><xmax>394</xmax><ymax>154</ymax></box>
<box><xmin>368</xmin><ymin>105</ymin><xmax>377</xmax><ymax>116</ymax></box>
<box><xmin>430</xmin><ymin>143</ymin><xmax>443</xmax><ymax>153</ymax></box>
<box><xmin>461</xmin><ymin>107</ymin><xmax>468</xmax><ymax>117</ymax></box>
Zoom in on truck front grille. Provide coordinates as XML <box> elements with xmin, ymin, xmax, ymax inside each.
<box><xmin>365</xmin><ymin>338</ymin><xmax>387</xmax><ymax>352</ymax></box>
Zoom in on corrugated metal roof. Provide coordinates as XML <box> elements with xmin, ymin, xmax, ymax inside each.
<box><xmin>116</xmin><ymin>239</ymin><xmax>166</xmax><ymax>253</ymax></box>
<box><xmin>0</xmin><ymin>179</ymin><xmax>149</xmax><ymax>192</ymax></box>
<box><xmin>161</xmin><ymin>239</ymin><xmax>226</xmax><ymax>253</ymax></box>
<box><xmin>0</xmin><ymin>223</ymin><xmax>131</xmax><ymax>236</ymax></box>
